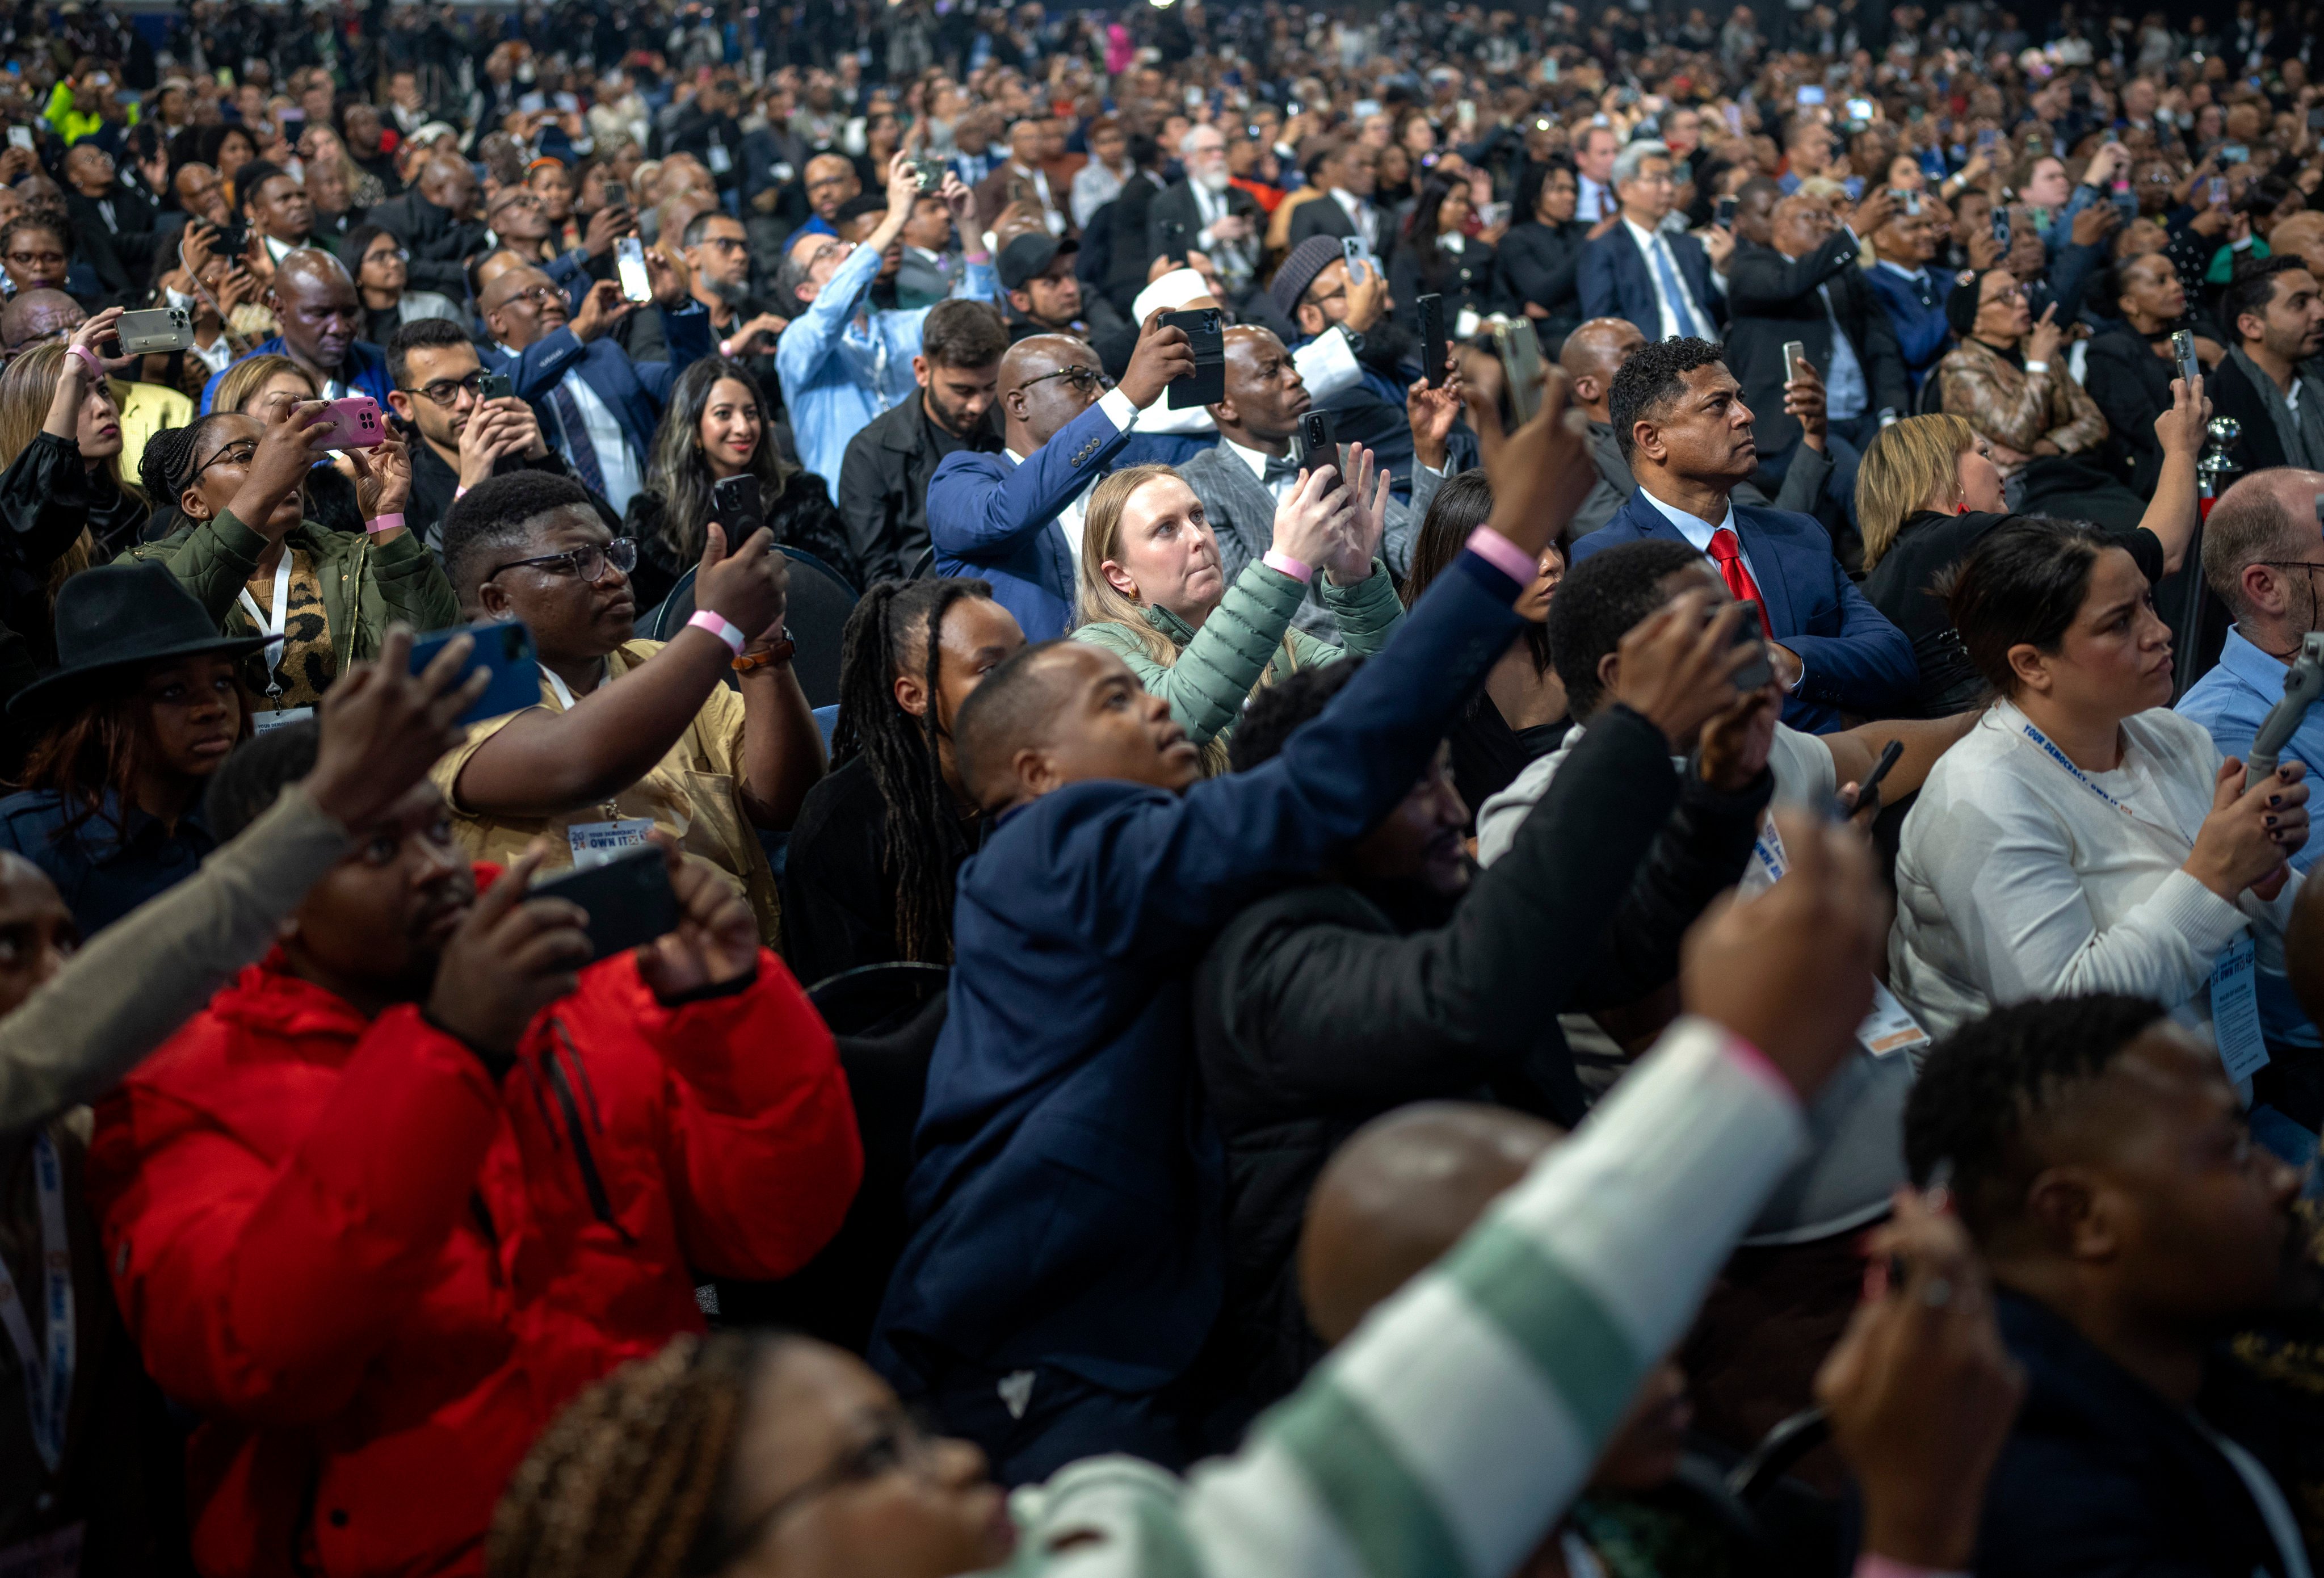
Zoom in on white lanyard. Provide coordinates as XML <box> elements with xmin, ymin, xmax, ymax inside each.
<box><xmin>539</xmin><ymin>662</ymin><xmax>575</xmax><ymax>711</ymax></box>
<box><xmin>234</xmin><ymin>552</ymin><xmax>293</xmax><ymax>698</ymax></box>
<box><xmin>0</xmin><ymin>1134</ymin><xmax>75</xmax><ymax>1475</ymax></box>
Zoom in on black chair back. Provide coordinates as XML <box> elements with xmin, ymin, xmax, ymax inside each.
<box><xmin>646</xmin><ymin>545</ymin><xmax>858</xmax><ymax>708</ymax></box>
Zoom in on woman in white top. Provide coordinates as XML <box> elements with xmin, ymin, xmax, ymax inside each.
<box><xmin>1890</xmin><ymin>517</ymin><xmax>2312</xmax><ymax>1051</ymax></box>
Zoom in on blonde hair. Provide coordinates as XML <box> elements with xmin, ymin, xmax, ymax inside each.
<box><xmin>0</xmin><ymin>342</ymin><xmax>128</xmax><ymax>594</ymax></box>
<box><xmin>1857</xmin><ymin>413</ymin><xmax>1979</xmax><ymax>569</ymax></box>
<box><xmin>1075</xmin><ymin>463</ymin><xmax>1295</xmax><ymax>774</ymax></box>
<box><xmin>212</xmin><ymin>354</ymin><xmax>315</xmax><ymax>419</ymax></box>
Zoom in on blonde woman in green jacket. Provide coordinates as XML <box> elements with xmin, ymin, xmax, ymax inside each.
<box><xmin>1071</xmin><ymin>449</ymin><xmax>1404</xmax><ymax>767</ymax></box>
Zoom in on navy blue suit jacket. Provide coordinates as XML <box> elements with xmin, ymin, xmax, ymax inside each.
<box><xmin>925</xmin><ymin>400</ymin><xmax>1134</xmax><ymax>641</ymax></box>
<box><xmin>482</xmin><ymin>303</ymin><xmax>716</xmax><ymax>468</ymax></box>
<box><xmin>870</xmin><ymin>550</ymin><xmax>1525</xmax><ymax>1396</ymax></box>
<box><xmin>1571</xmin><ymin>488</ymin><xmax>1914</xmax><ymax>732</ymax></box>
<box><xmin>1577</xmin><ymin>224</ymin><xmax>1726</xmax><ymax>342</ymax></box>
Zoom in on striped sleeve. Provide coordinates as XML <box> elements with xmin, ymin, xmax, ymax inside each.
<box><xmin>1173</xmin><ymin>1014</ymin><xmax>1810</xmax><ymax>1578</ymax></box>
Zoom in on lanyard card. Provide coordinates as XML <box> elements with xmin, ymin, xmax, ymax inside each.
<box><xmin>2212</xmin><ymin>930</ymin><xmax>2270</xmax><ymax>1083</ymax></box>
<box><xmin>568</xmin><ymin>818</ymin><xmax>655</xmax><ymax>870</ymax></box>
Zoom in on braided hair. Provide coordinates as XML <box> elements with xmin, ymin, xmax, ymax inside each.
<box><xmin>828</xmin><ymin>577</ymin><xmax>995</xmax><ymax>964</ymax></box>
<box><xmin>136</xmin><ymin>412</ymin><xmax>237</xmax><ymax>531</ymax></box>
<box><xmin>488</xmin><ymin>1332</ymin><xmax>778</xmax><ymax>1578</ymax></box>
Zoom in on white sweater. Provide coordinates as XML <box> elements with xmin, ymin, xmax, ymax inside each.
<box><xmin>1889</xmin><ymin>699</ymin><xmax>2299</xmax><ymax>1043</ymax></box>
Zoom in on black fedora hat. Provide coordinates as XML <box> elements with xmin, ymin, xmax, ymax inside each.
<box><xmin>9</xmin><ymin>561</ymin><xmax>269</xmax><ymax>721</ymax></box>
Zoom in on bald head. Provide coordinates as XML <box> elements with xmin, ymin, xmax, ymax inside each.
<box><xmin>2271</xmin><ymin>211</ymin><xmax>2324</xmax><ymax>277</ymax></box>
<box><xmin>998</xmin><ymin>333</ymin><xmax>1104</xmax><ymax>451</ymax></box>
<box><xmin>1300</xmin><ymin>1103</ymin><xmax>1563</xmax><ymax>1347</ymax></box>
<box><xmin>1</xmin><ymin>288</ymin><xmax>82</xmax><ymax>351</ymax></box>
<box><xmin>419</xmin><ymin>154</ymin><xmax>480</xmax><ymax>220</ymax></box>
<box><xmin>1561</xmin><ymin>316</ymin><xmax>1647</xmax><ymax>421</ymax></box>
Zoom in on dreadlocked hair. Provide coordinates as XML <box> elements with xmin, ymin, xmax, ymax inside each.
<box><xmin>487</xmin><ymin>1331</ymin><xmax>779</xmax><ymax>1578</ymax></box>
<box><xmin>828</xmin><ymin>576</ymin><xmax>995</xmax><ymax>964</ymax></box>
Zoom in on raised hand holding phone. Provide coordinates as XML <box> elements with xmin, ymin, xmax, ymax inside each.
<box><xmin>1322</xmin><ymin>441</ymin><xmax>1392</xmax><ymax>585</ymax></box>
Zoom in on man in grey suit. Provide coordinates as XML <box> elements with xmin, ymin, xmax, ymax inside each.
<box><xmin>1178</xmin><ymin>324</ymin><xmax>1458</xmax><ymax>637</ymax></box>
<box><xmin>894</xmin><ymin>188</ymin><xmax>964</xmax><ymax>310</ymax></box>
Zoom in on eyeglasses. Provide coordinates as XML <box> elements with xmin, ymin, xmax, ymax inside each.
<box><xmin>363</xmin><ymin>245</ymin><xmax>411</xmax><ymax>265</ymax></box>
<box><xmin>401</xmin><ymin>370</ymin><xmax>493</xmax><ymax>406</ymax></box>
<box><xmin>1012</xmin><ymin>364</ymin><xmax>1112</xmax><ymax>397</ymax></box>
<box><xmin>499</xmin><ymin>282</ymin><xmax>566</xmax><ymax>309</ymax></box>
<box><xmin>707</xmin><ymin>1410</ymin><xmax>939</xmax><ymax>1567</ymax></box>
<box><xmin>485</xmin><ymin>537</ymin><xmax>638</xmax><ymax>584</ymax></box>
<box><xmin>187</xmin><ymin>435</ymin><xmax>260</xmax><ymax>487</ymax></box>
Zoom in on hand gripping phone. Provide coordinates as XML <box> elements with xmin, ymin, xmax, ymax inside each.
<box><xmin>1161</xmin><ymin>307</ymin><xmax>1225</xmax><ymax>409</ymax></box>
<box><xmin>529</xmin><ymin>843</ymin><xmax>682</xmax><ymax>960</ymax></box>
<box><xmin>115</xmin><ymin>305</ymin><xmax>195</xmax><ymax>354</ymax></box>
<box><xmin>1416</xmin><ymin>293</ymin><xmax>1449</xmax><ymax>391</ymax></box>
<box><xmin>314</xmin><ymin>394</ymin><xmax>386</xmax><ymax>449</ymax></box>
<box><xmin>408</xmin><ymin>618</ymin><xmax>540</xmax><ymax>726</ymax></box>
<box><xmin>615</xmin><ymin>235</ymin><xmax>652</xmax><ymax>303</ymax></box>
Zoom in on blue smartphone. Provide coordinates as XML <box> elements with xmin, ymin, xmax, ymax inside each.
<box><xmin>410</xmin><ymin>619</ymin><xmax>540</xmax><ymax>726</ymax></box>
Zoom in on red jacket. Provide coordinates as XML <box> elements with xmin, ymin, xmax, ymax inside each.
<box><xmin>86</xmin><ymin>922</ymin><xmax>861</xmax><ymax>1578</ymax></box>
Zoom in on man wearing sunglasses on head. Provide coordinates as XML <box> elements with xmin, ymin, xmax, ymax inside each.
<box><xmin>929</xmin><ymin>312</ymin><xmax>1196</xmax><ymax>640</ymax></box>
<box><xmin>384</xmin><ymin>317</ymin><xmax>582</xmax><ymax>554</ymax></box>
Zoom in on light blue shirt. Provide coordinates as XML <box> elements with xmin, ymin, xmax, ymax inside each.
<box><xmin>775</xmin><ymin>241</ymin><xmax>1002</xmax><ymax>493</ymax></box>
<box><xmin>1817</xmin><ymin>282</ymin><xmax>1868</xmax><ymax>421</ymax></box>
<box><xmin>2178</xmin><ymin>624</ymin><xmax>2323</xmax><ymax>1048</ymax></box>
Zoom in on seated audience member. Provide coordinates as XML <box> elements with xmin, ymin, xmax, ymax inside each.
<box><xmin>384</xmin><ymin>317</ymin><xmax>574</xmax><ymax>553</ymax></box>
<box><xmin>872</xmin><ymin>375</ymin><xmax>1598</xmax><ymax>1484</ymax></box>
<box><xmin>1570</xmin><ymin>336</ymin><xmax>1916</xmax><ymax>732</ymax></box>
<box><xmin>1861</xmin><ymin>399</ymin><xmax>2205</xmax><ymax>716</ymax></box>
<box><xmin>2179</xmin><ymin>468</ymin><xmax>2324</xmax><ymax>878</ymax></box>
<box><xmin>1404</xmin><ymin>472</ymin><xmax>1570</xmax><ymax>812</ymax></box>
<box><xmin>431</xmin><ymin>472</ymin><xmax>820</xmax><ymax>943</ymax></box>
<box><xmin>775</xmin><ymin>153</ymin><xmax>995</xmax><ymax>494</ymax></box>
<box><xmin>1864</xmin><ymin>190</ymin><xmax>1953</xmax><ymax>396</ymax></box>
<box><xmin>0</xmin><ymin>318</ymin><xmax>147</xmax><ymax>628</ymax></box>
<box><xmin>0</xmin><ymin>287</ymin><xmax>196</xmax><ymax>488</ymax></box>
<box><xmin>201</xmin><ymin>247</ymin><xmax>394</xmax><ymax>412</ymax></box>
<box><xmin>2208</xmin><ymin>256</ymin><xmax>2324</xmax><ymax>475</ymax></box>
<box><xmin>996</xmin><ymin>231</ymin><xmax>1124</xmax><ymax>352</ymax></box>
<box><xmin>86</xmin><ymin>724</ymin><xmax>861</xmax><ymax>1578</ymax></box>
<box><xmin>678</xmin><ymin>207</ymin><xmax>787</xmax><ymax>388</ymax></box>
<box><xmin>1176</xmin><ymin>325</ymin><xmax>1455</xmax><ymax>609</ymax></box>
<box><xmin>2086</xmin><ymin>253</ymin><xmax>2214</xmax><ymax>496</ymax></box>
<box><xmin>1495</xmin><ymin>160</ymin><xmax>1594</xmax><ymax>352</ymax></box>
<box><xmin>480</xmin><ymin>258</ymin><xmax>709</xmax><ymax>520</ymax></box>
<box><xmin>928</xmin><ymin>318</ymin><xmax>1193</xmax><ymax>641</ymax></box>
<box><xmin>836</xmin><ymin>298</ymin><xmax>1008</xmax><ymax>587</ymax></box>
<box><xmin>0</xmin><ymin>563</ymin><xmax>259</xmax><ymax>934</ymax></box>
<box><xmin>367</xmin><ymin>150</ymin><xmax>489</xmax><ymax>300</ymax></box>
<box><xmin>1193</xmin><ymin>595</ymin><xmax>1774</xmax><ymax>1414</ymax></box>
<box><xmin>498</xmin><ymin>809</ymin><xmax>1959</xmax><ymax>1578</ymax></box>
<box><xmin>1725</xmin><ymin>190</ymin><xmax>1907</xmax><ymax>518</ymax></box>
<box><xmin>1577</xmin><ymin>140</ymin><xmax>1727</xmax><ymax>344</ymax></box>
<box><xmin>1069</xmin><ymin>456</ymin><xmax>1405</xmax><ymax>760</ymax></box>
<box><xmin>128</xmin><ymin>403</ymin><xmax>453</xmax><ymax>709</ymax></box>
<box><xmin>1388</xmin><ymin>174</ymin><xmax>1498</xmax><ymax>325</ymax></box>
<box><xmin>1146</xmin><ymin>125</ymin><xmax>1263</xmax><ymax>303</ymax></box>
<box><xmin>232</xmin><ymin>160</ymin><xmax>317</xmax><ymax>266</ymax></box>
<box><xmin>344</xmin><ymin>222</ymin><xmax>461</xmax><ymax>347</ymax></box>
<box><xmin>1272</xmin><ymin>237</ymin><xmax>1438</xmax><ymax>489</ymax></box>
<box><xmin>0</xmin><ymin>213</ymin><xmax>73</xmax><ymax>302</ymax></box>
<box><xmin>1905</xmin><ymin>996</ymin><xmax>2313</xmax><ymax>1578</ymax></box>
<box><xmin>1934</xmin><ymin>270</ymin><xmax>2111</xmax><ymax>489</ymax></box>
<box><xmin>627</xmin><ymin>355</ymin><xmax>849</xmax><ymax>608</ymax></box>
<box><xmin>1889</xmin><ymin>519</ymin><xmax>2313</xmax><ymax>1077</ymax></box>
<box><xmin>207</xmin><ymin>353</ymin><xmax>381</xmax><ymax>539</ymax></box>
<box><xmin>783</xmin><ymin>578</ymin><xmax>1027</xmax><ymax>984</ymax></box>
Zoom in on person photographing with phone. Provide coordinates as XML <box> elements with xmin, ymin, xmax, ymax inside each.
<box><xmin>430</xmin><ymin>469</ymin><xmax>823</xmax><ymax>946</ymax></box>
<box><xmin>83</xmin><ymin>720</ymin><xmax>860</xmax><ymax>1578</ymax></box>
<box><xmin>384</xmin><ymin>317</ymin><xmax>574</xmax><ymax>553</ymax></box>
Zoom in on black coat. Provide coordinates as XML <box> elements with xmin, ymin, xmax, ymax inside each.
<box><xmin>1724</xmin><ymin>232</ymin><xmax>1910</xmax><ymax>458</ymax></box>
<box><xmin>1388</xmin><ymin>233</ymin><xmax>1497</xmax><ymax>324</ymax></box>
<box><xmin>2208</xmin><ymin>351</ymin><xmax>2300</xmax><ymax>476</ymax></box>
<box><xmin>1187</xmin><ymin>704</ymin><xmax>1770</xmax><ymax>1416</ymax></box>
<box><xmin>835</xmin><ymin>392</ymin><xmax>1002</xmax><ymax>586</ymax></box>
<box><xmin>1980</xmin><ymin>1290</ymin><xmax>2304</xmax><ymax>1578</ymax></box>
<box><xmin>365</xmin><ymin>189</ymin><xmax>490</xmax><ymax>300</ymax></box>
<box><xmin>1144</xmin><ymin>179</ymin><xmax>1263</xmax><ymax>277</ymax></box>
<box><xmin>1494</xmin><ymin>219</ymin><xmax>1590</xmax><ymax>349</ymax></box>
<box><xmin>2084</xmin><ymin>323</ymin><xmax>2180</xmax><ymax>496</ymax></box>
<box><xmin>64</xmin><ymin>186</ymin><xmax>159</xmax><ymax>283</ymax></box>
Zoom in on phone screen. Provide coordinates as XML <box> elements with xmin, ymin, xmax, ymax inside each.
<box><xmin>615</xmin><ymin>237</ymin><xmax>652</xmax><ymax>303</ymax></box>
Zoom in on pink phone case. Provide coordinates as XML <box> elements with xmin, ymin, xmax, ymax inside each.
<box><xmin>314</xmin><ymin>396</ymin><xmax>385</xmax><ymax>450</ymax></box>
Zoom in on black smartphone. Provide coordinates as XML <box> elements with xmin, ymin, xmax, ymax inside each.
<box><xmin>1713</xmin><ymin>194</ymin><xmax>1737</xmax><ymax>229</ymax></box>
<box><xmin>1728</xmin><ymin>599</ymin><xmax>1772</xmax><ymax>690</ymax></box>
<box><xmin>1161</xmin><ymin>307</ymin><xmax>1225</xmax><ymax>409</ymax></box>
<box><xmin>219</xmin><ymin>220</ymin><xmax>249</xmax><ymax>258</ymax></box>
<box><xmin>712</xmin><ymin>474</ymin><xmax>764</xmax><ymax>534</ymax></box>
<box><xmin>1159</xmin><ymin>217</ymin><xmax>1190</xmax><ymax>262</ymax></box>
<box><xmin>529</xmin><ymin>845</ymin><xmax>682</xmax><ymax>961</ymax></box>
<box><xmin>476</xmin><ymin>370</ymin><xmax>512</xmax><ymax>401</ymax></box>
<box><xmin>1836</xmin><ymin>737</ymin><xmax>1906</xmax><ymax>819</ymax></box>
<box><xmin>1299</xmin><ymin>408</ymin><xmax>1338</xmax><ymax>482</ymax></box>
<box><xmin>1990</xmin><ymin>206</ymin><xmax>2011</xmax><ymax>248</ymax></box>
<box><xmin>409</xmin><ymin>618</ymin><xmax>539</xmax><ymax>726</ymax></box>
<box><xmin>1416</xmin><ymin>292</ymin><xmax>1448</xmax><ymax>391</ymax></box>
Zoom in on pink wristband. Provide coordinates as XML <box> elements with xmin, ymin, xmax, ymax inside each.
<box><xmin>1465</xmin><ymin>526</ymin><xmax>1539</xmax><ymax>586</ymax></box>
<box><xmin>1855</xmin><ymin>1558</ymin><xmax>1969</xmax><ymax>1578</ymax></box>
<box><xmin>1262</xmin><ymin>549</ymin><xmax>1313</xmax><ymax>583</ymax></box>
<box><xmin>68</xmin><ymin>343</ymin><xmax>103</xmax><ymax>381</ymax></box>
<box><xmin>687</xmin><ymin>608</ymin><xmax>746</xmax><ymax>656</ymax></box>
<box><xmin>364</xmin><ymin>513</ymin><xmax>405</xmax><ymax>536</ymax></box>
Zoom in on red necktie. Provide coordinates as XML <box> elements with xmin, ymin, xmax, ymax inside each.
<box><xmin>1706</xmin><ymin>527</ymin><xmax>1775</xmax><ymax>637</ymax></box>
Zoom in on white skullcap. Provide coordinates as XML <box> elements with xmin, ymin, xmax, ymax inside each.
<box><xmin>1132</xmin><ymin>268</ymin><xmax>1213</xmax><ymax>326</ymax></box>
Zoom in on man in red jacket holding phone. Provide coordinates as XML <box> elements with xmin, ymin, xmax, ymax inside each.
<box><xmin>86</xmin><ymin>720</ymin><xmax>861</xmax><ymax>1578</ymax></box>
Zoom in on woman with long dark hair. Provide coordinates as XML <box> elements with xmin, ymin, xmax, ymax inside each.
<box><xmin>782</xmin><ymin>576</ymin><xmax>1026</xmax><ymax>983</ymax></box>
<box><xmin>626</xmin><ymin>355</ymin><xmax>852</xmax><ymax>611</ymax></box>
<box><xmin>1497</xmin><ymin>161</ymin><xmax>1590</xmax><ymax>352</ymax></box>
<box><xmin>0</xmin><ymin>561</ymin><xmax>262</xmax><ymax>934</ymax></box>
<box><xmin>1389</xmin><ymin>173</ymin><xmax>1497</xmax><ymax>323</ymax></box>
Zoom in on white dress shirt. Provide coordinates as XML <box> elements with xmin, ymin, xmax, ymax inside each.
<box><xmin>554</xmin><ymin>367</ymin><xmax>644</xmax><ymax>515</ymax></box>
<box><xmin>1578</xmin><ymin>175</ymin><xmax>1612</xmax><ymax>223</ymax></box>
<box><xmin>1005</xmin><ymin>387</ymin><xmax>1141</xmax><ymax>569</ymax></box>
<box><xmin>1226</xmin><ymin>436</ymin><xmax>1297</xmax><ymax>503</ymax></box>
<box><xmin>1622</xmin><ymin>216</ymin><xmax>1717</xmax><ymax>342</ymax></box>
<box><xmin>1330</xmin><ymin>186</ymin><xmax>1379</xmax><ymax>251</ymax></box>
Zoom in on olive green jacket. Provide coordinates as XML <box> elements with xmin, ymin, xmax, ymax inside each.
<box><xmin>1071</xmin><ymin>558</ymin><xmax>1406</xmax><ymax>747</ymax></box>
<box><xmin>119</xmin><ymin>509</ymin><xmax>460</xmax><ymax>687</ymax></box>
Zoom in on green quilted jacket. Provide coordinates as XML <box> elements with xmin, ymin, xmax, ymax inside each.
<box><xmin>1071</xmin><ymin>559</ymin><xmax>1406</xmax><ymax>748</ymax></box>
<box><xmin>120</xmin><ymin>509</ymin><xmax>460</xmax><ymax>689</ymax></box>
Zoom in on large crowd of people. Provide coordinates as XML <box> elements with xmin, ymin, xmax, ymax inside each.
<box><xmin>5</xmin><ymin>0</ymin><xmax>2324</xmax><ymax>1573</ymax></box>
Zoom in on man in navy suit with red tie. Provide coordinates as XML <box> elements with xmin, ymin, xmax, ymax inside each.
<box><xmin>1569</xmin><ymin>337</ymin><xmax>1914</xmax><ymax>733</ymax></box>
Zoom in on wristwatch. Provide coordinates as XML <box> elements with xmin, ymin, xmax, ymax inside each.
<box><xmin>1339</xmin><ymin>324</ymin><xmax>1367</xmax><ymax>355</ymax></box>
<box><xmin>733</xmin><ymin>632</ymin><xmax>795</xmax><ymax>673</ymax></box>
